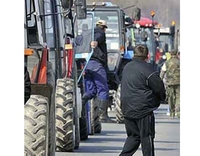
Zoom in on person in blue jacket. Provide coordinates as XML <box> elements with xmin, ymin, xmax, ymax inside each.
<box><xmin>82</xmin><ymin>19</ymin><xmax>114</xmax><ymax>123</ymax></box>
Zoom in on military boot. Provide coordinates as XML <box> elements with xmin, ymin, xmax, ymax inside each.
<box><xmin>98</xmin><ymin>99</ymin><xmax>115</xmax><ymax>123</ymax></box>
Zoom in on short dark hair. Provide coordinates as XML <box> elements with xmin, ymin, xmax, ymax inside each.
<box><xmin>170</xmin><ymin>49</ymin><xmax>177</xmax><ymax>55</ymax></box>
<box><xmin>133</xmin><ymin>44</ymin><xmax>149</xmax><ymax>60</ymax></box>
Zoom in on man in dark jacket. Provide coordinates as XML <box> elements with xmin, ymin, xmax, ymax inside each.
<box><xmin>82</xmin><ymin>20</ymin><xmax>114</xmax><ymax>123</ymax></box>
<box><xmin>119</xmin><ymin>44</ymin><xmax>166</xmax><ymax>156</ymax></box>
<box><xmin>24</xmin><ymin>65</ymin><xmax>31</xmax><ymax>104</ymax></box>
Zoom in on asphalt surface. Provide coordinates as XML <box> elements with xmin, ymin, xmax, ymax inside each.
<box><xmin>56</xmin><ymin>104</ymin><xmax>180</xmax><ymax>156</ymax></box>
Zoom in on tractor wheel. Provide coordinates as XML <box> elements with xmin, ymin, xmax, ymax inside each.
<box><xmin>73</xmin><ymin>63</ymin><xmax>80</xmax><ymax>149</ymax></box>
<box><xmin>91</xmin><ymin>98</ymin><xmax>101</xmax><ymax>133</ymax></box>
<box><xmin>115</xmin><ymin>84</ymin><xmax>124</xmax><ymax>123</ymax></box>
<box><xmin>55</xmin><ymin>79</ymin><xmax>74</xmax><ymax>152</ymax></box>
<box><xmin>24</xmin><ymin>95</ymin><xmax>49</xmax><ymax>156</ymax></box>
<box><xmin>79</xmin><ymin>103</ymin><xmax>88</xmax><ymax>140</ymax></box>
<box><xmin>74</xmin><ymin>106</ymin><xmax>80</xmax><ymax>149</ymax></box>
<box><xmin>47</xmin><ymin>61</ymin><xmax>56</xmax><ymax>156</ymax></box>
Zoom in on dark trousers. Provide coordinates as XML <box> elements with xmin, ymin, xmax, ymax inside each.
<box><xmin>85</xmin><ymin>60</ymin><xmax>109</xmax><ymax>100</ymax></box>
<box><xmin>120</xmin><ymin>113</ymin><xmax>155</xmax><ymax>156</ymax></box>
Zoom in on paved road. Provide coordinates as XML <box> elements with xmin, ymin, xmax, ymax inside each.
<box><xmin>56</xmin><ymin>104</ymin><xmax>180</xmax><ymax>156</ymax></box>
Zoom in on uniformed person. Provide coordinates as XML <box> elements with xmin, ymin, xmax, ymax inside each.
<box><xmin>160</xmin><ymin>49</ymin><xmax>180</xmax><ymax>118</ymax></box>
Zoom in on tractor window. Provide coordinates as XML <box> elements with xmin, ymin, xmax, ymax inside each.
<box><xmin>125</xmin><ymin>27</ymin><xmax>135</xmax><ymax>49</ymax></box>
<box><xmin>132</xmin><ymin>27</ymin><xmax>156</xmax><ymax>63</ymax></box>
<box><xmin>75</xmin><ymin>14</ymin><xmax>93</xmax><ymax>35</ymax></box>
<box><xmin>159</xmin><ymin>35</ymin><xmax>172</xmax><ymax>51</ymax></box>
<box><xmin>44</xmin><ymin>0</ymin><xmax>56</xmax><ymax>76</ymax></box>
<box><xmin>74</xmin><ymin>14</ymin><xmax>93</xmax><ymax>53</ymax></box>
<box><xmin>133</xmin><ymin>28</ymin><xmax>141</xmax><ymax>44</ymax></box>
<box><xmin>25</xmin><ymin>0</ymin><xmax>39</xmax><ymax>44</ymax></box>
<box><xmin>44</xmin><ymin>1</ymin><xmax>53</xmax><ymax>31</ymax></box>
<box><xmin>94</xmin><ymin>11</ymin><xmax>120</xmax><ymax>50</ymax></box>
<box><xmin>94</xmin><ymin>11</ymin><xmax>119</xmax><ymax>34</ymax></box>
<box><xmin>65</xmin><ymin>18</ymin><xmax>72</xmax><ymax>35</ymax></box>
<box><xmin>44</xmin><ymin>0</ymin><xmax>55</xmax><ymax>48</ymax></box>
<box><xmin>144</xmin><ymin>28</ymin><xmax>156</xmax><ymax>63</ymax></box>
<box><xmin>26</xmin><ymin>0</ymin><xmax>35</xmax><ymax>27</ymax></box>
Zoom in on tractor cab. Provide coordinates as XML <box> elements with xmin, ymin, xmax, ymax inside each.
<box><xmin>74</xmin><ymin>12</ymin><xmax>95</xmax><ymax>83</ymax></box>
<box><xmin>133</xmin><ymin>16</ymin><xmax>158</xmax><ymax>65</ymax></box>
<box><xmin>154</xmin><ymin>21</ymin><xmax>177</xmax><ymax>53</ymax></box>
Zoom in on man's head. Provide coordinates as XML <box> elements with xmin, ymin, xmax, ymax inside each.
<box><xmin>170</xmin><ymin>49</ymin><xmax>178</xmax><ymax>56</ymax></box>
<box><xmin>96</xmin><ymin>20</ymin><xmax>108</xmax><ymax>30</ymax></box>
<box><xmin>133</xmin><ymin>44</ymin><xmax>149</xmax><ymax>60</ymax></box>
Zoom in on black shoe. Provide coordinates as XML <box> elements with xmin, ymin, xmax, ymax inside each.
<box><xmin>82</xmin><ymin>95</ymin><xmax>90</xmax><ymax>106</ymax></box>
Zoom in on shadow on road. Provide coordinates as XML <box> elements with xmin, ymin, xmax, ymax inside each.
<box><xmin>155</xmin><ymin>140</ymin><xmax>180</xmax><ymax>143</ymax></box>
<box><xmin>75</xmin><ymin>145</ymin><xmax>122</xmax><ymax>153</ymax></box>
<box><xmin>81</xmin><ymin>135</ymin><xmax>125</xmax><ymax>143</ymax></box>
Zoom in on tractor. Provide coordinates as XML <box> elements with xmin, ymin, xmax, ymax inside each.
<box><xmin>24</xmin><ymin>0</ymin><xmax>86</xmax><ymax>155</ymax></box>
<box><xmin>154</xmin><ymin>21</ymin><xmax>180</xmax><ymax>54</ymax></box>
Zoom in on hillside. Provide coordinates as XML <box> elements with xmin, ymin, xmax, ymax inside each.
<box><xmin>86</xmin><ymin>0</ymin><xmax>180</xmax><ymax>29</ymax></box>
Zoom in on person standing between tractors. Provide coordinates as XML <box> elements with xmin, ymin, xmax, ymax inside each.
<box><xmin>82</xmin><ymin>19</ymin><xmax>114</xmax><ymax>123</ymax></box>
<box><xmin>119</xmin><ymin>44</ymin><xmax>166</xmax><ymax>156</ymax></box>
<box><xmin>160</xmin><ymin>49</ymin><xmax>180</xmax><ymax>118</ymax></box>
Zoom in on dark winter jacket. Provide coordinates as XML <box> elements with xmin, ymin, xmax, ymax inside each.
<box><xmin>121</xmin><ymin>58</ymin><xmax>166</xmax><ymax>119</ymax></box>
<box><xmin>24</xmin><ymin>65</ymin><xmax>31</xmax><ymax>104</ymax></box>
<box><xmin>91</xmin><ymin>27</ymin><xmax>107</xmax><ymax>66</ymax></box>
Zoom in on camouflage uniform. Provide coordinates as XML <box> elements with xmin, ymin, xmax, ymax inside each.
<box><xmin>160</xmin><ymin>52</ymin><xmax>180</xmax><ymax>118</ymax></box>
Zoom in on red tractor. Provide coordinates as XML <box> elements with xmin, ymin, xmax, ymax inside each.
<box><xmin>133</xmin><ymin>12</ymin><xmax>159</xmax><ymax>65</ymax></box>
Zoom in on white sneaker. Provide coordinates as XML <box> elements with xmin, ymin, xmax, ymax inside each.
<box><xmin>166</xmin><ymin>107</ymin><xmax>170</xmax><ymax>116</ymax></box>
<box><xmin>166</xmin><ymin>112</ymin><xmax>170</xmax><ymax>116</ymax></box>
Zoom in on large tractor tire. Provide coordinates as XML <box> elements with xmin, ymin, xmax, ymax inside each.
<box><xmin>91</xmin><ymin>98</ymin><xmax>101</xmax><ymax>134</ymax></box>
<box><xmin>79</xmin><ymin>103</ymin><xmax>88</xmax><ymax>140</ymax></box>
<box><xmin>47</xmin><ymin>61</ymin><xmax>56</xmax><ymax>156</ymax></box>
<box><xmin>24</xmin><ymin>95</ymin><xmax>49</xmax><ymax>156</ymax></box>
<box><xmin>115</xmin><ymin>85</ymin><xmax>124</xmax><ymax>123</ymax></box>
<box><xmin>55</xmin><ymin>78</ymin><xmax>74</xmax><ymax>152</ymax></box>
